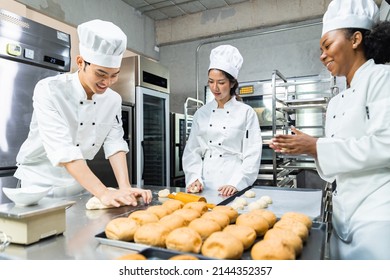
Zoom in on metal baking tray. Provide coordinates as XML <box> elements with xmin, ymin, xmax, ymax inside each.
<box><xmin>221</xmin><ymin>186</ymin><xmax>324</xmax><ymax>221</ymax></box>
<box><xmin>95</xmin><ymin>222</ymin><xmax>326</xmax><ymax>260</ymax></box>
<box><xmin>138</xmin><ymin>247</ymin><xmax>215</xmax><ymax>260</ymax></box>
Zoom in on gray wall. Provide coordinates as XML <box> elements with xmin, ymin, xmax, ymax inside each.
<box><xmin>160</xmin><ymin>19</ymin><xmax>326</xmax><ymax>114</ymax></box>
<box><xmin>15</xmin><ymin>0</ymin><xmax>158</xmax><ymax>59</ymax></box>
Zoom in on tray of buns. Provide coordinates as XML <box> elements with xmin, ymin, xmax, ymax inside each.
<box><xmin>223</xmin><ymin>186</ymin><xmax>323</xmax><ymax>220</ymax></box>
<box><xmin>96</xmin><ymin>197</ymin><xmax>327</xmax><ymax>260</ymax></box>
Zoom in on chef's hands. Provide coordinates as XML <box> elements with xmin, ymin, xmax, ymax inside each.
<box><xmin>218</xmin><ymin>185</ymin><xmax>238</xmax><ymax>197</ymax></box>
<box><xmin>99</xmin><ymin>187</ymin><xmax>152</xmax><ymax>208</ymax></box>
<box><xmin>269</xmin><ymin>126</ymin><xmax>318</xmax><ymax>158</ymax></box>
<box><xmin>187</xmin><ymin>180</ymin><xmax>203</xmax><ymax>193</ymax></box>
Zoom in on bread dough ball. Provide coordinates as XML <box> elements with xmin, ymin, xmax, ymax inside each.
<box><xmin>248</xmin><ymin>201</ymin><xmax>266</xmax><ymax>211</ymax></box>
<box><xmin>171</xmin><ymin>208</ymin><xmax>201</xmax><ymax>225</ymax></box>
<box><xmin>273</xmin><ymin>218</ymin><xmax>309</xmax><ymax>242</ymax></box>
<box><xmin>250</xmin><ymin>209</ymin><xmax>277</xmax><ymax>227</ymax></box>
<box><xmin>264</xmin><ymin>228</ymin><xmax>303</xmax><ymax>255</ymax></box>
<box><xmin>105</xmin><ymin>217</ymin><xmax>139</xmax><ymax>241</ymax></box>
<box><xmin>165</xmin><ymin>227</ymin><xmax>202</xmax><ymax>254</ymax></box>
<box><xmin>251</xmin><ymin>239</ymin><xmax>295</xmax><ymax>260</ymax></box>
<box><xmin>230</xmin><ymin>201</ymin><xmax>244</xmax><ymax>211</ymax></box>
<box><xmin>134</xmin><ymin>222</ymin><xmax>170</xmax><ymax>247</ymax></box>
<box><xmin>146</xmin><ymin>205</ymin><xmax>171</xmax><ymax>219</ymax></box>
<box><xmin>128</xmin><ymin>210</ymin><xmax>159</xmax><ymax>225</ymax></box>
<box><xmin>234</xmin><ymin>197</ymin><xmax>248</xmax><ymax>206</ymax></box>
<box><xmin>158</xmin><ymin>189</ymin><xmax>170</xmax><ymax>198</ymax></box>
<box><xmin>244</xmin><ymin>190</ymin><xmax>256</xmax><ymax>198</ymax></box>
<box><xmin>281</xmin><ymin>212</ymin><xmax>313</xmax><ymax>229</ymax></box>
<box><xmin>201</xmin><ymin>231</ymin><xmax>244</xmax><ymax>259</ymax></box>
<box><xmin>201</xmin><ymin>211</ymin><xmax>230</xmax><ymax>229</ymax></box>
<box><xmin>183</xmin><ymin>201</ymin><xmax>208</xmax><ymax>215</ymax></box>
<box><xmin>212</xmin><ymin>205</ymin><xmax>239</xmax><ymax>223</ymax></box>
<box><xmin>116</xmin><ymin>253</ymin><xmax>147</xmax><ymax>260</ymax></box>
<box><xmin>169</xmin><ymin>254</ymin><xmax>199</xmax><ymax>260</ymax></box>
<box><xmin>236</xmin><ymin>212</ymin><xmax>269</xmax><ymax>236</ymax></box>
<box><xmin>86</xmin><ymin>187</ymin><xmax>117</xmax><ymax>209</ymax></box>
<box><xmin>259</xmin><ymin>195</ymin><xmax>273</xmax><ymax>204</ymax></box>
<box><xmin>223</xmin><ymin>224</ymin><xmax>257</xmax><ymax>250</ymax></box>
<box><xmin>158</xmin><ymin>214</ymin><xmax>187</xmax><ymax>231</ymax></box>
<box><xmin>188</xmin><ymin>218</ymin><xmax>221</xmax><ymax>240</ymax></box>
<box><xmin>162</xmin><ymin>199</ymin><xmax>184</xmax><ymax>212</ymax></box>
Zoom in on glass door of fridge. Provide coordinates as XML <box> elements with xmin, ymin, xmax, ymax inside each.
<box><xmin>136</xmin><ymin>86</ymin><xmax>170</xmax><ymax>187</ymax></box>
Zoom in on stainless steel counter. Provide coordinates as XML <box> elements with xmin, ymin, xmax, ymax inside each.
<box><xmin>0</xmin><ymin>185</ymin><xmax>326</xmax><ymax>260</ymax></box>
<box><xmin>0</xmin><ymin>186</ymin><xmax>230</xmax><ymax>260</ymax></box>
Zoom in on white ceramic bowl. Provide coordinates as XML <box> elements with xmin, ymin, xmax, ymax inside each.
<box><xmin>2</xmin><ymin>186</ymin><xmax>51</xmax><ymax>207</ymax></box>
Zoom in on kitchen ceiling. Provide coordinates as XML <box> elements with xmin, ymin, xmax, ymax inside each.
<box><xmin>121</xmin><ymin>0</ymin><xmax>251</xmax><ymax>20</ymax></box>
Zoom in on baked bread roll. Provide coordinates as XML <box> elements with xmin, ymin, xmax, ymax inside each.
<box><xmin>134</xmin><ymin>222</ymin><xmax>170</xmax><ymax>247</ymax></box>
<box><xmin>165</xmin><ymin>227</ymin><xmax>202</xmax><ymax>254</ymax></box>
<box><xmin>128</xmin><ymin>210</ymin><xmax>159</xmax><ymax>225</ymax></box>
<box><xmin>222</xmin><ymin>224</ymin><xmax>257</xmax><ymax>250</ymax></box>
<box><xmin>188</xmin><ymin>218</ymin><xmax>221</xmax><ymax>240</ymax></box>
<box><xmin>273</xmin><ymin>218</ymin><xmax>309</xmax><ymax>242</ymax></box>
<box><xmin>169</xmin><ymin>254</ymin><xmax>199</xmax><ymax>260</ymax></box>
<box><xmin>162</xmin><ymin>199</ymin><xmax>184</xmax><ymax>212</ymax></box>
<box><xmin>212</xmin><ymin>205</ymin><xmax>239</xmax><ymax>223</ymax></box>
<box><xmin>158</xmin><ymin>214</ymin><xmax>187</xmax><ymax>231</ymax></box>
<box><xmin>116</xmin><ymin>253</ymin><xmax>147</xmax><ymax>260</ymax></box>
<box><xmin>281</xmin><ymin>212</ymin><xmax>312</xmax><ymax>229</ymax></box>
<box><xmin>263</xmin><ymin>228</ymin><xmax>303</xmax><ymax>255</ymax></box>
<box><xmin>201</xmin><ymin>211</ymin><xmax>230</xmax><ymax>229</ymax></box>
<box><xmin>251</xmin><ymin>239</ymin><xmax>295</xmax><ymax>260</ymax></box>
<box><xmin>235</xmin><ymin>212</ymin><xmax>269</xmax><ymax>236</ymax></box>
<box><xmin>171</xmin><ymin>208</ymin><xmax>201</xmax><ymax>225</ymax></box>
<box><xmin>146</xmin><ymin>205</ymin><xmax>172</xmax><ymax>218</ymax></box>
<box><xmin>201</xmin><ymin>231</ymin><xmax>244</xmax><ymax>259</ymax></box>
<box><xmin>105</xmin><ymin>217</ymin><xmax>139</xmax><ymax>241</ymax></box>
<box><xmin>183</xmin><ymin>201</ymin><xmax>209</xmax><ymax>215</ymax></box>
<box><xmin>250</xmin><ymin>209</ymin><xmax>277</xmax><ymax>227</ymax></box>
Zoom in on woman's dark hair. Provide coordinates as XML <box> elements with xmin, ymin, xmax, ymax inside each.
<box><xmin>345</xmin><ymin>21</ymin><xmax>390</xmax><ymax>64</ymax></box>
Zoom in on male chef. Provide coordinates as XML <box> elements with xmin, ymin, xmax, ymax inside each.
<box><xmin>14</xmin><ymin>19</ymin><xmax>152</xmax><ymax>207</ymax></box>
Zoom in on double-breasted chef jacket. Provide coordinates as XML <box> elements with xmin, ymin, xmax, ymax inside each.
<box><xmin>14</xmin><ymin>71</ymin><xmax>128</xmax><ymax>189</ymax></box>
<box><xmin>182</xmin><ymin>97</ymin><xmax>262</xmax><ymax>191</ymax></box>
<box><xmin>316</xmin><ymin>59</ymin><xmax>390</xmax><ymax>259</ymax></box>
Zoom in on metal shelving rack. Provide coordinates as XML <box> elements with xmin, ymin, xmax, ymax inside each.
<box><xmin>271</xmin><ymin>70</ymin><xmax>338</xmax><ymax>187</ymax></box>
<box><xmin>183</xmin><ymin>97</ymin><xmax>204</xmax><ymax>143</ymax></box>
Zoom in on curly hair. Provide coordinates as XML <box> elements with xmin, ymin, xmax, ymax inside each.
<box><xmin>345</xmin><ymin>21</ymin><xmax>390</xmax><ymax>64</ymax></box>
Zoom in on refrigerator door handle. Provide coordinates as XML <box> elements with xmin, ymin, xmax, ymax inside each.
<box><xmin>141</xmin><ymin>140</ymin><xmax>144</xmax><ymax>180</ymax></box>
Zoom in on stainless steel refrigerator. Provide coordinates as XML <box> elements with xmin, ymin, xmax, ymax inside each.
<box><xmin>97</xmin><ymin>56</ymin><xmax>170</xmax><ymax>188</ymax></box>
<box><xmin>0</xmin><ymin>9</ymin><xmax>71</xmax><ymax>203</ymax></box>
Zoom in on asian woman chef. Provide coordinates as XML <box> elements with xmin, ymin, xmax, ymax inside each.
<box><xmin>14</xmin><ymin>20</ymin><xmax>152</xmax><ymax>208</ymax></box>
<box><xmin>182</xmin><ymin>45</ymin><xmax>262</xmax><ymax>197</ymax></box>
<box><xmin>270</xmin><ymin>0</ymin><xmax>390</xmax><ymax>259</ymax></box>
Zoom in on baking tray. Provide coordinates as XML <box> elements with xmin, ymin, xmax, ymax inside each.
<box><xmin>95</xmin><ymin>222</ymin><xmax>326</xmax><ymax>260</ymax></box>
<box><xmin>221</xmin><ymin>186</ymin><xmax>324</xmax><ymax>221</ymax></box>
<box><xmin>138</xmin><ymin>247</ymin><xmax>215</xmax><ymax>260</ymax></box>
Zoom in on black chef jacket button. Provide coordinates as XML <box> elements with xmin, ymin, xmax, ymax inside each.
<box><xmin>331</xmin><ymin>134</ymin><xmax>334</xmax><ymax>137</ymax></box>
<box><xmin>92</xmin><ymin>122</ymin><xmax>95</xmax><ymax>125</ymax></box>
<box><xmin>223</xmin><ymin>127</ymin><xmax>226</xmax><ymax>129</ymax></box>
<box><xmin>333</xmin><ymin>115</ymin><xmax>336</xmax><ymax>118</ymax></box>
<box><xmin>210</xmin><ymin>155</ymin><xmax>212</xmax><ymax>158</ymax></box>
<box><xmin>227</xmin><ymin>111</ymin><xmax>229</xmax><ymax>114</ymax></box>
<box><xmin>76</xmin><ymin>144</ymin><xmax>79</xmax><ymax>146</ymax></box>
<box><xmin>209</xmin><ymin>140</ymin><xmax>212</xmax><ymax>143</ymax></box>
<box><xmin>213</xmin><ymin>110</ymin><xmax>215</xmax><ymax>113</ymax></box>
<box><xmin>210</xmin><ymin>124</ymin><xmax>212</xmax><ymax>127</ymax></box>
<box><xmin>218</xmin><ymin>143</ymin><xmax>221</xmax><ymax>146</ymax></box>
<box><xmin>92</xmin><ymin>143</ymin><xmax>95</xmax><ymax>146</ymax></box>
<box><xmin>94</xmin><ymin>102</ymin><xmax>96</xmax><ymax>104</ymax></box>
<box><xmin>80</xmin><ymin>123</ymin><xmax>83</xmax><ymax>125</ymax></box>
<box><xmin>80</xmin><ymin>101</ymin><xmax>83</xmax><ymax>105</ymax></box>
<box><xmin>219</xmin><ymin>154</ymin><xmax>222</xmax><ymax>157</ymax></box>
<box><xmin>342</xmin><ymin>94</ymin><xmax>344</xmax><ymax>98</ymax></box>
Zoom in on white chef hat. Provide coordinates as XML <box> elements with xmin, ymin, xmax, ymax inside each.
<box><xmin>208</xmin><ymin>45</ymin><xmax>243</xmax><ymax>79</ymax></box>
<box><xmin>77</xmin><ymin>19</ymin><xmax>127</xmax><ymax>68</ymax></box>
<box><xmin>322</xmin><ymin>0</ymin><xmax>379</xmax><ymax>36</ymax></box>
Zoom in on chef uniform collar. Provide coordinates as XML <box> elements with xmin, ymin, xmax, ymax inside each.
<box><xmin>208</xmin><ymin>45</ymin><xmax>243</xmax><ymax>79</ymax></box>
<box><xmin>77</xmin><ymin>19</ymin><xmax>127</xmax><ymax>68</ymax></box>
<box><xmin>322</xmin><ymin>0</ymin><xmax>379</xmax><ymax>36</ymax></box>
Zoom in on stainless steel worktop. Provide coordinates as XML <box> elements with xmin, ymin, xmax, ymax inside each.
<box><xmin>0</xmin><ymin>186</ymin><xmax>229</xmax><ymax>260</ymax></box>
<box><xmin>0</xmin><ymin>185</ymin><xmax>326</xmax><ymax>260</ymax></box>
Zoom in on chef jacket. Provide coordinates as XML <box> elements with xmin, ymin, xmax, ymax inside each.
<box><xmin>14</xmin><ymin>72</ymin><xmax>128</xmax><ymax>188</ymax></box>
<box><xmin>315</xmin><ymin>60</ymin><xmax>390</xmax><ymax>248</ymax></box>
<box><xmin>182</xmin><ymin>97</ymin><xmax>262</xmax><ymax>191</ymax></box>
